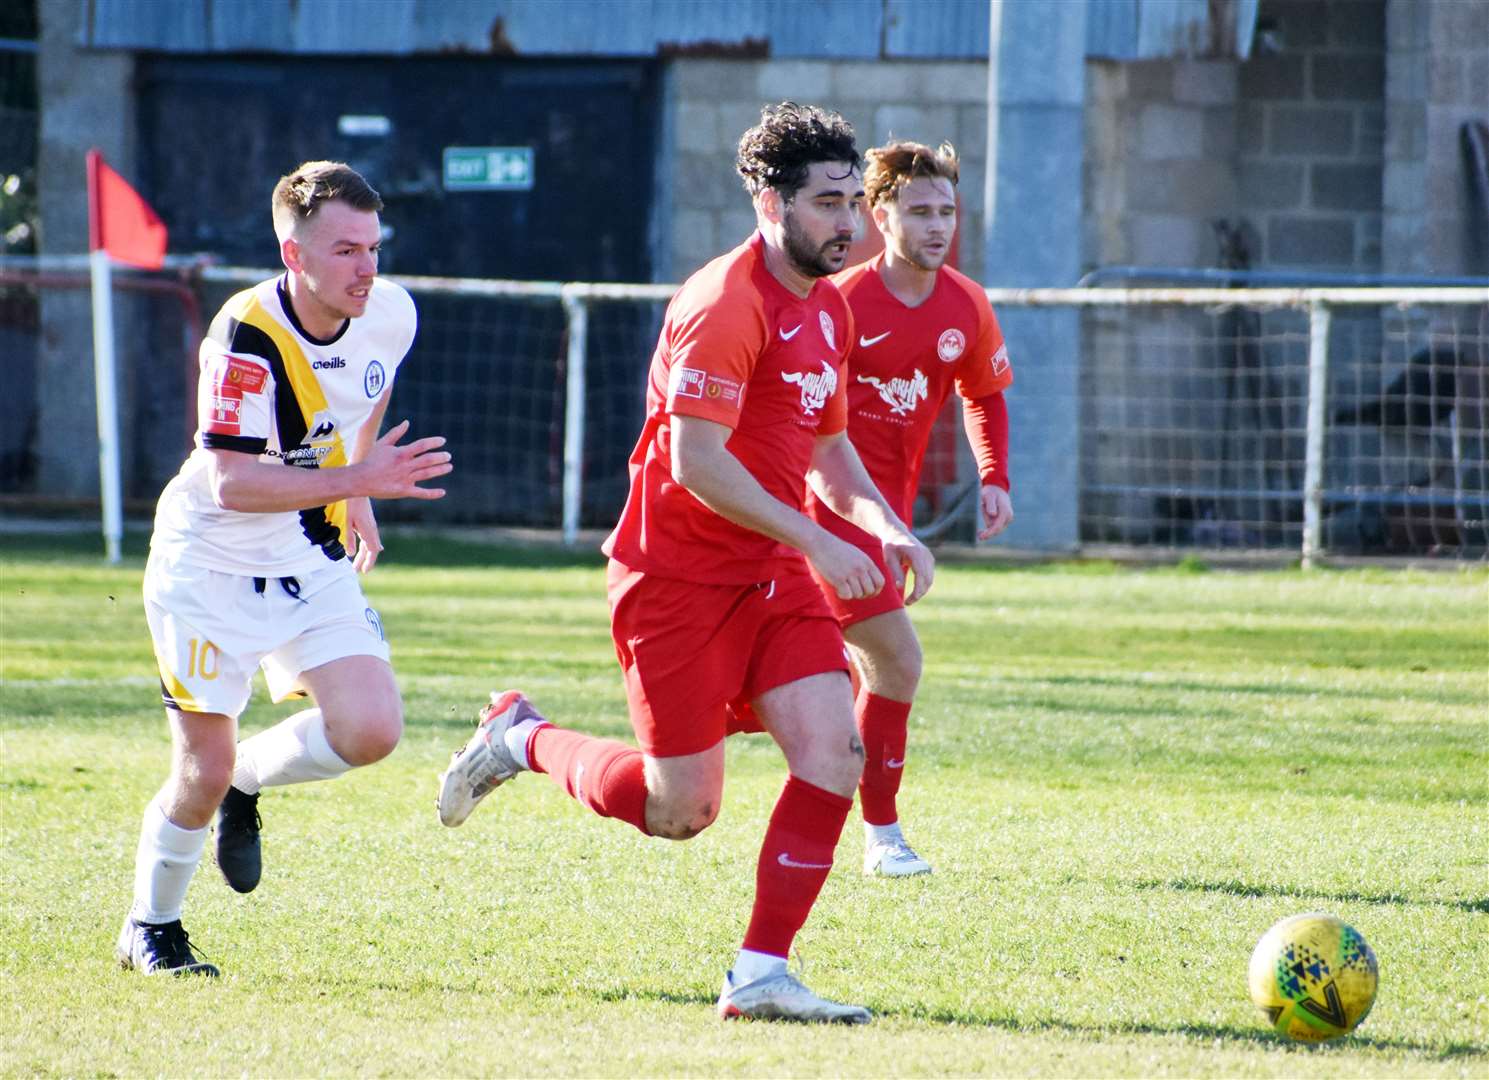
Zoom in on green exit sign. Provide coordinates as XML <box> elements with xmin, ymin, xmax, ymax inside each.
<box><xmin>442</xmin><ymin>147</ymin><xmax>535</xmax><ymax>191</ymax></box>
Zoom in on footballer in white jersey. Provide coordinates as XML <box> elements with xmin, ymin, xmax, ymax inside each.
<box><xmin>120</xmin><ymin>161</ymin><xmax>450</xmax><ymax>980</ymax></box>
<box><xmin>151</xmin><ymin>273</ymin><xmax>416</xmax><ymax>578</ymax></box>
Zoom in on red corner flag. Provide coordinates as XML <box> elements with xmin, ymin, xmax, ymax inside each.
<box><xmin>86</xmin><ymin>149</ymin><xmax>167</xmax><ymax>270</ymax></box>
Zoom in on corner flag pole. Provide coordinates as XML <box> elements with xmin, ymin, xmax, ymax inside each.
<box><xmin>86</xmin><ymin>151</ymin><xmax>125</xmax><ymax>565</ymax></box>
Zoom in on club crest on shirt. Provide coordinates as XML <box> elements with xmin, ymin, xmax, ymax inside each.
<box><xmin>364</xmin><ymin>360</ymin><xmax>386</xmax><ymax>399</ymax></box>
<box><xmin>781</xmin><ymin>360</ymin><xmax>837</xmax><ymax>416</ymax></box>
<box><xmin>937</xmin><ymin>328</ymin><xmax>966</xmax><ymax>362</ymax></box>
<box><xmin>819</xmin><ymin>311</ymin><xmax>836</xmax><ymax>351</ymax></box>
<box><xmin>858</xmin><ymin>368</ymin><xmax>928</xmax><ymax>416</ymax></box>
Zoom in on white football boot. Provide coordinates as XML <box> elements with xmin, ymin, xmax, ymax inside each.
<box><xmin>436</xmin><ymin>690</ymin><xmax>545</xmax><ymax>827</ymax></box>
<box><xmin>863</xmin><ymin>827</ymin><xmax>932</xmax><ymax>877</ymax></box>
<box><xmin>717</xmin><ymin>969</ymin><xmax>872</xmax><ymax>1024</ymax></box>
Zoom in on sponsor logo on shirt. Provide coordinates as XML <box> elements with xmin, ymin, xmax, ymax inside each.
<box><xmin>307</xmin><ymin>409</ymin><xmax>338</xmax><ymax>442</ymax></box>
<box><xmin>207</xmin><ymin>355</ymin><xmax>266</xmax><ymax>433</ymax></box>
<box><xmin>668</xmin><ymin>365</ymin><xmax>707</xmax><ymax>402</ymax></box>
<box><xmin>280</xmin><ymin>445</ymin><xmax>334</xmax><ymax>467</ymax></box>
<box><xmin>780</xmin><ymin>360</ymin><xmax>837</xmax><ymax>416</ymax></box>
<box><xmin>991</xmin><ymin>343</ymin><xmax>1010</xmax><ymax>378</ymax></box>
<box><xmin>857</xmin><ymin>368</ymin><xmax>928</xmax><ymax>416</ymax></box>
<box><xmin>859</xmin><ymin>331</ymin><xmax>891</xmax><ymax>348</ymax></box>
<box><xmin>779</xmin><ymin>324</ymin><xmax>802</xmax><ymax>341</ymax></box>
<box><xmin>937</xmin><ymin>328</ymin><xmax>966</xmax><ymax>362</ymax></box>
<box><xmin>704</xmin><ymin>373</ymin><xmax>743</xmax><ymax>404</ymax></box>
<box><xmin>364</xmin><ymin>360</ymin><xmax>386</xmax><ymax>399</ymax></box>
<box><xmin>819</xmin><ymin>311</ymin><xmax>836</xmax><ymax>350</ymax></box>
<box><xmin>221</xmin><ymin>356</ymin><xmax>268</xmax><ymax>394</ymax></box>
<box><xmin>209</xmin><ymin>393</ymin><xmax>242</xmax><ymax>432</ymax></box>
<box><xmin>312</xmin><ymin>356</ymin><xmax>347</xmax><ymax>370</ymax></box>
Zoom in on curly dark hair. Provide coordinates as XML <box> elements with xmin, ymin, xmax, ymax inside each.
<box><xmin>735</xmin><ymin>102</ymin><xmax>860</xmax><ymax>200</ymax></box>
<box><xmin>864</xmin><ymin>141</ymin><xmax>960</xmax><ymax>206</ymax></box>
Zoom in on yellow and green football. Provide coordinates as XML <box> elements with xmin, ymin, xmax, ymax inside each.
<box><xmin>1248</xmin><ymin>913</ymin><xmax>1378</xmax><ymax>1041</ymax></box>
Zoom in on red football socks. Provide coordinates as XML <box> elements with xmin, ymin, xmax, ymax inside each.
<box><xmin>856</xmin><ymin>690</ymin><xmax>912</xmax><ymax>826</ymax></box>
<box><xmin>741</xmin><ymin>775</ymin><xmax>852</xmax><ymax>958</ymax></box>
<box><xmin>527</xmin><ymin>725</ymin><xmax>651</xmax><ymax>835</ymax></box>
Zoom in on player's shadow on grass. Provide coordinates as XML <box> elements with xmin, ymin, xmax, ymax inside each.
<box><xmin>1031</xmin><ymin>672</ymin><xmax>1482</xmax><ymax>710</ymax></box>
<box><xmin>580</xmin><ymin>985</ymin><xmax>1485</xmax><ymax>1055</ymax></box>
<box><xmin>590</xmin><ymin>985</ymin><xmax>717</xmax><ymax>1008</ymax></box>
<box><xmin>1131</xmin><ymin>875</ymin><xmax>1489</xmax><ymax>914</ymax></box>
<box><xmin>867</xmin><ymin>1010</ymin><xmax>1481</xmax><ymax>1056</ymax></box>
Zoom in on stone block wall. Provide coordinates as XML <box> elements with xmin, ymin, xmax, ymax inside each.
<box><xmin>1237</xmin><ymin>0</ymin><xmax>1386</xmax><ymax>272</ymax></box>
<box><xmin>663</xmin><ymin>58</ymin><xmax>989</xmax><ymax>283</ymax></box>
<box><xmin>1084</xmin><ymin>58</ymin><xmax>1240</xmax><ymax>269</ymax></box>
<box><xmin>1383</xmin><ymin>0</ymin><xmax>1488</xmax><ymax>276</ymax></box>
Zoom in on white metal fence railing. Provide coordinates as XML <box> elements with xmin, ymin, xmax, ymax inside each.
<box><xmin>3</xmin><ymin>257</ymin><xmax>1486</xmax><ymax>562</ymax></box>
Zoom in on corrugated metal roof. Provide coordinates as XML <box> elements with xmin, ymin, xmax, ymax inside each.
<box><xmin>82</xmin><ymin>0</ymin><xmax>883</xmax><ymax>57</ymax></box>
<box><xmin>1087</xmin><ymin>0</ymin><xmax>1257</xmax><ymax>61</ymax></box>
<box><xmin>885</xmin><ymin>0</ymin><xmax>988</xmax><ymax>59</ymax></box>
<box><xmin>85</xmin><ymin>0</ymin><xmax>1254</xmax><ymax>60</ymax></box>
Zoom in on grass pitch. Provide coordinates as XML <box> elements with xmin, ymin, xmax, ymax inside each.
<box><xmin>2</xmin><ymin>531</ymin><xmax>1486</xmax><ymax>1078</ymax></box>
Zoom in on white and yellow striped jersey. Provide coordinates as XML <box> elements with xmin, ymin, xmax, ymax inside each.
<box><xmin>150</xmin><ymin>275</ymin><xmax>417</xmax><ymax>577</ymax></box>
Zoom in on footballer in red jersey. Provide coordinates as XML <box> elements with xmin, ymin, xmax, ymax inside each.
<box><xmin>806</xmin><ymin>140</ymin><xmax>1014</xmax><ymax>879</ymax></box>
<box><xmin>437</xmin><ymin>104</ymin><xmax>935</xmax><ymax>1024</ymax></box>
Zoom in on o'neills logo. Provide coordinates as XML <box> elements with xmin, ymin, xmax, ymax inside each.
<box><xmin>781</xmin><ymin>360</ymin><xmax>837</xmax><ymax>415</ymax></box>
<box><xmin>858</xmin><ymin>368</ymin><xmax>928</xmax><ymax>416</ymax></box>
<box><xmin>312</xmin><ymin>356</ymin><xmax>347</xmax><ymax>370</ymax></box>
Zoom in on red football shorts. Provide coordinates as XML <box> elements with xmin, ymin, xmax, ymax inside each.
<box><xmin>606</xmin><ymin>560</ymin><xmax>850</xmax><ymax>758</ymax></box>
<box><xmin>807</xmin><ymin>515</ymin><xmax>908</xmax><ymax>628</ymax></box>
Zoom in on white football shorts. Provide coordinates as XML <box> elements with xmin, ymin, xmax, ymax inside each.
<box><xmin>143</xmin><ymin>551</ymin><xmax>390</xmax><ymax>717</ymax></box>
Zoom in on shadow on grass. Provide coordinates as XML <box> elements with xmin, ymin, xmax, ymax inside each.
<box><xmin>869</xmin><ymin>1009</ymin><xmax>1482</xmax><ymax>1056</ymax></box>
<box><xmin>1033</xmin><ymin>672</ymin><xmax>1484</xmax><ymax>709</ymax></box>
<box><xmin>588</xmin><ymin>985</ymin><xmax>718</xmax><ymax>1009</ymax></box>
<box><xmin>577</xmin><ymin>985</ymin><xmax>1482</xmax><ymax>1056</ymax></box>
<box><xmin>1132</xmin><ymin>876</ymin><xmax>1489</xmax><ymax>914</ymax></box>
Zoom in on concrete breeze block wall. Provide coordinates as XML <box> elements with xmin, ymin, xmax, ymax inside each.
<box><xmin>1238</xmin><ymin>0</ymin><xmax>1387</xmax><ymax>273</ymax></box>
<box><xmin>1384</xmin><ymin>0</ymin><xmax>1489</xmax><ymax>276</ymax></box>
<box><xmin>665</xmin><ymin>58</ymin><xmax>989</xmax><ymax>284</ymax></box>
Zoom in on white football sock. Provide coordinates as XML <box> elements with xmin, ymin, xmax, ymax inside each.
<box><xmin>233</xmin><ymin>708</ymin><xmax>351</xmax><ymax>792</ymax></box>
<box><xmin>731</xmin><ymin>948</ymin><xmax>789</xmax><ymax>986</ymax></box>
<box><xmin>130</xmin><ymin>796</ymin><xmax>207</xmax><ymax>924</ymax></box>
<box><xmin>503</xmin><ymin>716</ymin><xmax>549</xmax><ymax>771</ymax></box>
<box><xmin>865</xmin><ymin>820</ymin><xmax>904</xmax><ymax>845</ymax></box>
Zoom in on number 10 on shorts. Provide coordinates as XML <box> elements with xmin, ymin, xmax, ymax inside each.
<box><xmin>186</xmin><ymin>637</ymin><xmax>220</xmax><ymax>680</ymax></box>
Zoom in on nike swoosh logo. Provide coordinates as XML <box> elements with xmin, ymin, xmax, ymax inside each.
<box><xmin>859</xmin><ymin>331</ymin><xmax>891</xmax><ymax>347</ymax></box>
<box><xmin>885</xmin><ymin>757</ymin><xmax>905</xmax><ymax>769</ymax></box>
<box><xmin>777</xmin><ymin>852</ymin><xmax>833</xmax><ymax>870</ymax></box>
<box><xmin>779</xmin><ymin>325</ymin><xmax>802</xmax><ymax>340</ymax></box>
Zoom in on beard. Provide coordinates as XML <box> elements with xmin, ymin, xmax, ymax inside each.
<box><xmin>782</xmin><ymin>208</ymin><xmax>850</xmax><ymax>279</ymax></box>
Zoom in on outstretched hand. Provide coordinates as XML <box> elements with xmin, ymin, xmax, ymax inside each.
<box><xmin>357</xmin><ymin>420</ymin><xmax>452</xmax><ymax>501</ymax></box>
